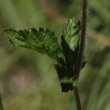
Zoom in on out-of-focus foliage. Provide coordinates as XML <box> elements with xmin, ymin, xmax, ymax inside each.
<box><xmin>0</xmin><ymin>0</ymin><xmax>110</xmax><ymax>110</ymax></box>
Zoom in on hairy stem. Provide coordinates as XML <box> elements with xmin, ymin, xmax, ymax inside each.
<box><xmin>74</xmin><ymin>0</ymin><xmax>87</xmax><ymax>110</ymax></box>
<box><xmin>0</xmin><ymin>93</ymin><xmax>4</xmax><ymax>110</ymax></box>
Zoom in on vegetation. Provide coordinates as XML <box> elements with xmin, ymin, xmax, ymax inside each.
<box><xmin>0</xmin><ymin>0</ymin><xmax>110</xmax><ymax>110</ymax></box>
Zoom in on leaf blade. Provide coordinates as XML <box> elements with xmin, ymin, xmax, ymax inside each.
<box><xmin>62</xmin><ymin>18</ymin><xmax>81</xmax><ymax>51</ymax></box>
<box><xmin>5</xmin><ymin>28</ymin><xmax>63</xmax><ymax>61</ymax></box>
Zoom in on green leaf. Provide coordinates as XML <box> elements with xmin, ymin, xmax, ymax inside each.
<box><xmin>61</xmin><ymin>18</ymin><xmax>81</xmax><ymax>68</ymax></box>
<box><xmin>5</xmin><ymin>18</ymin><xmax>86</xmax><ymax>92</ymax></box>
<box><xmin>5</xmin><ymin>28</ymin><xmax>64</xmax><ymax>61</ymax></box>
<box><xmin>62</xmin><ymin>18</ymin><xmax>81</xmax><ymax>51</ymax></box>
<box><xmin>55</xmin><ymin>18</ymin><xmax>81</xmax><ymax>92</ymax></box>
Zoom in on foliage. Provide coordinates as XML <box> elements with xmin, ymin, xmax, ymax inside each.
<box><xmin>55</xmin><ymin>19</ymin><xmax>81</xmax><ymax>91</ymax></box>
<box><xmin>5</xmin><ymin>18</ymin><xmax>83</xmax><ymax>92</ymax></box>
<box><xmin>5</xmin><ymin>28</ymin><xmax>63</xmax><ymax>61</ymax></box>
<box><xmin>0</xmin><ymin>0</ymin><xmax>110</xmax><ymax>110</ymax></box>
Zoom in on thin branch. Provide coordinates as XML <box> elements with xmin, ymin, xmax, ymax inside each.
<box><xmin>75</xmin><ymin>0</ymin><xmax>87</xmax><ymax>78</ymax></box>
<box><xmin>74</xmin><ymin>86</ymin><xmax>82</xmax><ymax>110</ymax></box>
<box><xmin>74</xmin><ymin>0</ymin><xmax>87</xmax><ymax>110</ymax></box>
<box><xmin>37</xmin><ymin>0</ymin><xmax>110</xmax><ymax>47</ymax></box>
<box><xmin>87</xmin><ymin>27</ymin><xmax>110</xmax><ymax>47</ymax></box>
<box><xmin>37</xmin><ymin>0</ymin><xmax>66</xmax><ymax>22</ymax></box>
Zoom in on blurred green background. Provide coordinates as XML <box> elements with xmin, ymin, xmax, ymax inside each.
<box><xmin>0</xmin><ymin>0</ymin><xmax>110</xmax><ymax>110</ymax></box>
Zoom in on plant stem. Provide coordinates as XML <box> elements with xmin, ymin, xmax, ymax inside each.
<box><xmin>74</xmin><ymin>0</ymin><xmax>87</xmax><ymax>110</ymax></box>
<box><xmin>75</xmin><ymin>0</ymin><xmax>88</xmax><ymax>78</ymax></box>
<box><xmin>74</xmin><ymin>86</ymin><xmax>82</xmax><ymax>110</ymax></box>
<box><xmin>0</xmin><ymin>93</ymin><xmax>4</xmax><ymax>110</ymax></box>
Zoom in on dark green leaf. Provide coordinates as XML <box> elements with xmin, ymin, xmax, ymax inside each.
<box><xmin>61</xmin><ymin>18</ymin><xmax>81</xmax><ymax>68</ymax></box>
<box><xmin>5</xmin><ymin>28</ymin><xmax>64</xmax><ymax>61</ymax></box>
<box><xmin>55</xmin><ymin>18</ymin><xmax>81</xmax><ymax>92</ymax></box>
<box><xmin>5</xmin><ymin>18</ymin><xmax>85</xmax><ymax>92</ymax></box>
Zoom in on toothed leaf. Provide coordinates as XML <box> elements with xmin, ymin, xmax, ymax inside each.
<box><xmin>5</xmin><ymin>28</ymin><xmax>64</xmax><ymax>61</ymax></box>
<box><xmin>63</xmin><ymin>18</ymin><xmax>81</xmax><ymax>51</ymax></box>
<box><xmin>5</xmin><ymin>18</ymin><xmax>86</xmax><ymax>92</ymax></box>
<box><xmin>55</xmin><ymin>18</ymin><xmax>82</xmax><ymax>92</ymax></box>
